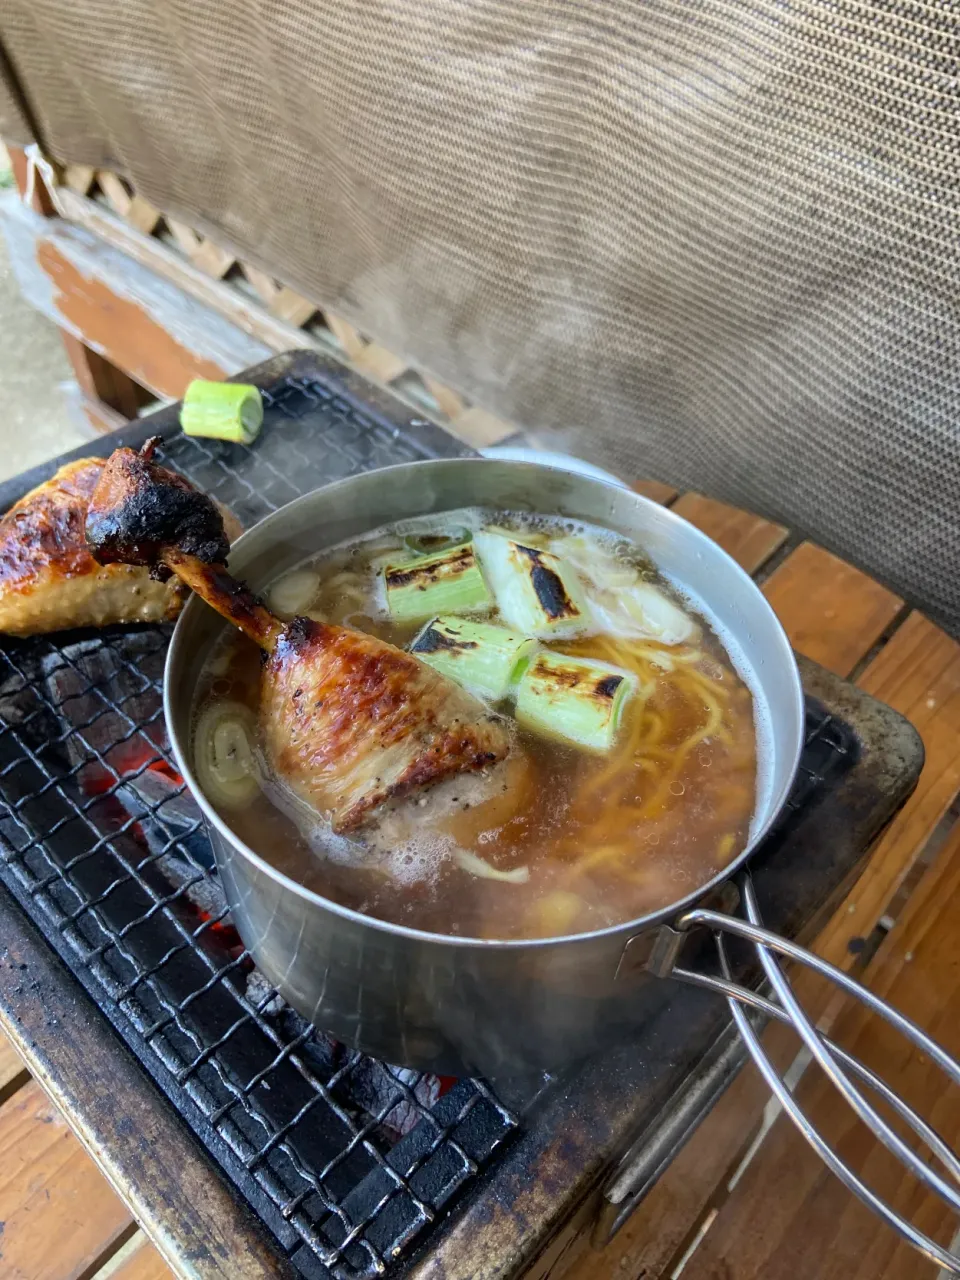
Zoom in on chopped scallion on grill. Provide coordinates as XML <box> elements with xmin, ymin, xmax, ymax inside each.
<box><xmin>180</xmin><ymin>380</ymin><xmax>263</xmax><ymax>444</ymax></box>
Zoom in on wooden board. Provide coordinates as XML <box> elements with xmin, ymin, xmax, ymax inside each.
<box><xmin>631</xmin><ymin>479</ymin><xmax>677</xmax><ymax>504</ymax></box>
<box><xmin>105</xmin><ymin>1234</ymin><xmax>177</xmax><ymax>1280</ymax></box>
<box><xmin>0</xmin><ymin>192</ymin><xmax>272</xmax><ymax>401</ymax></box>
<box><xmin>763</xmin><ymin>543</ymin><xmax>903</xmax><ymax>676</ymax></box>
<box><xmin>0</xmin><ymin>1030</ymin><xmax>28</xmax><ymax>1101</ymax></box>
<box><xmin>813</xmin><ymin>611</ymin><xmax>960</xmax><ymax>968</ymax></box>
<box><xmin>671</xmin><ymin>492</ymin><xmax>788</xmax><ymax>575</ymax></box>
<box><xmin>0</xmin><ymin>1080</ymin><xmax>133</xmax><ymax>1279</ymax></box>
<box><xmin>679</xmin><ymin>820</ymin><xmax>960</xmax><ymax>1280</ymax></box>
<box><xmin>555</xmin><ymin>1066</ymin><xmax>775</xmax><ymax>1279</ymax></box>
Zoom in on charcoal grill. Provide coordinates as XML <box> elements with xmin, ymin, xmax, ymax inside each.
<box><xmin>0</xmin><ymin>352</ymin><xmax>924</xmax><ymax>1280</ymax></box>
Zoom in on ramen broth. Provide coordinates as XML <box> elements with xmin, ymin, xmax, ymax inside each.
<box><xmin>192</xmin><ymin>511</ymin><xmax>759</xmax><ymax>939</ymax></box>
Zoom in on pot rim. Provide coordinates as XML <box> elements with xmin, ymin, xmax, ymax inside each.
<box><xmin>164</xmin><ymin>457</ymin><xmax>805</xmax><ymax>950</ymax></box>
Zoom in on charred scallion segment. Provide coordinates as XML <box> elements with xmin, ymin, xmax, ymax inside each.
<box><xmin>180</xmin><ymin>380</ymin><xmax>263</xmax><ymax>444</ymax></box>
<box><xmin>473</xmin><ymin>530</ymin><xmax>591</xmax><ymax>639</ymax></box>
<box><xmin>410</xmin><ymin>615</ymin><xmax>537</xmax><ymax>701</ymax></box>
<box><xmin>515</xmin><ymin>651</ymin><xmax>638</xmax><ymax>751</ymax></box>
<box><xmin>384</xmin><ymin>541</ymin><xmax>490</xmax><ymax>621</ymax></box>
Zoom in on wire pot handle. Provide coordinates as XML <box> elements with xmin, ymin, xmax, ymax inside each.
<box><xmin>670</xmin><ymin>875</ymin><xmax>960</xmax><ymax>1274</ymax></box>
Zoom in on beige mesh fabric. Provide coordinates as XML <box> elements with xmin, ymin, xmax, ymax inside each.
<box><xmin>1</xmin><ymin>1</ymin><xmax>959</xmax><ymax>632</ymax></box>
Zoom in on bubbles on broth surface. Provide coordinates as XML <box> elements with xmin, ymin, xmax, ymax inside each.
<box><xmin>191</xmin><ymin>508</ymin><xmax>765</xmax><ymax>940</ymax></box>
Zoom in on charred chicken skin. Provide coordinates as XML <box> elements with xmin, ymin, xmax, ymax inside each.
<box><xmin>0</xmin><ymin>457</ymin><xmax>184</xmax><ymax>636</ymax></box>
<box><xmin>0</xmin><ymin>449</ymin><xmax>242</xmax><ymax>637</ymax></box>
<box><xmin>86</xmin><ymin>440</ymin><xmax>511</xmax><ymax>833</ymax></box>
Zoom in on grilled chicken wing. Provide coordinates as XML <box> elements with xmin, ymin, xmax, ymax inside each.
<box><xmin>0</xmin><ymin>451</ymin><xmax>242</xmax><ymax>637</ymax></box>
<box><xmin>0</xmin><ymin>457</ymin><xmax>184</xmax><ymax>636</ymax></box>
<box><xmin>86</xmin><ymin>440</ymin><xmax>511</xmax><ymax>832</ymax></box>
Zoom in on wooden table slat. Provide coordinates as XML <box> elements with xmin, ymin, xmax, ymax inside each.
<box><xmin>0</xmin><ymin>1030</ymin><xmax>28</xmax><ymax>1102</ymax></box>
<box><xmin>679</xmin><ymin>819</ymin><xmax>960</xmax><ymax>1280</ymax></box>
<box><xmin>763</xmin><ymin>542</ymin><xmax>903</xmax><ymax>676</ymax></box>
<box><xmin>670</xmin><ymin>492</ymin><xmax>788</xmax><ymax>575</ymax></box>
<box><xmin>630</xmin><ymin>478</ymin><xmax>678</xmax><ymax>504</ymax></box>
<box><xmin>562</xmin><ymin>608</ymin><xmax>960</xmax><ymax>1280</ymax></box>
<box><xmin>0</xmin><ymin>1080</ymin><xmax>133</xmax><ymax>1280</ymax></box>
<box><xmin>556</xmin><ymin>1063</ymin><xmax>774</xmax><ymax>1279</ymax></box>
<box><xmin>812</xmin><ymin>611</ymin><xmax>960</xmax><ymax>969</ymax></box>
<box><xmin>107</xmin><ymin>1234</ymin><xmax>178</xmax><ymax>1280</ymax></box>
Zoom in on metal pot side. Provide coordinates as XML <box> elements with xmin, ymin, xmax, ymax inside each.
<box><xmin>164</xmin><ymin>459</ymin><xmax>804</xmax><ymax>1075</ymax></box>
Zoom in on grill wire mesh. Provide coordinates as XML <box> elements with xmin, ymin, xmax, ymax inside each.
<box><xmin>0</xmin><ymin>363</ymin><xmax>859</xmax><ymax>1277</ymax></box>
<box><xmin>0</xmin><ymin>371</ymin><xmax>517</xmax><ymax>1279</ymax></box>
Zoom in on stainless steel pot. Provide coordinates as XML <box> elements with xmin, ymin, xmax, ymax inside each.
<box><xmin>164</xmin><ymin>460</ymin><xmax>960</xmax><ymax>1272</ymax></box>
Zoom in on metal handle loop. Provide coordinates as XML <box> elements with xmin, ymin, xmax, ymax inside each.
<box><xmin>674</xmin><ymin>875</ymin><xmax>960</xmax><ymax>1273</ymax></box>
<box><xmin>673</xmin><ymin>966</ymin><xmax>960</xmax><ymax>1186</ymax></box>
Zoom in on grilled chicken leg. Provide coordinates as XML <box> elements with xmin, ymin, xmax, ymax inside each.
<box><xmin>86</xmin><ymin>440</ymin><xmax>511</xmax><ymax>832</ymax></box>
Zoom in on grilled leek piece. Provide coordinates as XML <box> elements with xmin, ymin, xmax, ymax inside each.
<box><xmin>180</xmin><ymin>380</ymin><xmax>263</xmax><ymax>444</ymax></box>
<box><xmin>384</xmin><ymin>542</ymin><xmax>490</xmax><ymax>621</ymax></box>
<box><xmin>473</xmin><ymin>530</ymin><xmax>592</xmax><ymax>639</ymax></box>
<box><xmin>410</xmin><ymin>615</ymin><xmax>537</xmax><ymax>701</ymax></box>
<box><xmin>515</xmin><ymin>651</ymin><xmax>637</xmax><ymax>751</ymax></box>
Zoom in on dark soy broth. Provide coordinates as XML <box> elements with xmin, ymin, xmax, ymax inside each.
<box><xmin>192</xmin><ymin>511</ymin><xmax>760</xmax><ymax>939</ymax></box>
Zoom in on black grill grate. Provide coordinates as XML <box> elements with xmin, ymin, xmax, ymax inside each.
<box><xmin>774</xmin><ymin>701</ymin><xmax>856</xmax><ymax>829</ymax></box>
<box><xmin>0</xmin><ymin>357</ymin><xmax>860</xmax><ymax>1278</ymax></box>
<box><xmin>0</xmin><ymin>365</ymin><xmax>516</xmax><ymax>1279</ymax></box>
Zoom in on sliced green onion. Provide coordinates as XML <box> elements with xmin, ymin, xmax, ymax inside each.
<box><xmin>193</xmin><ymin>702</ymin><xmax>260</xmax><ymax>808</ymax></box>
<box><xmin>410</xmin><ymin>615</ymin><xmax>537</xmax><ymax>701</ymax></box>
<box><xmin>181</xmin><ymin>380</ymin><xmax>263</xmax><ymax>444</ymax></box>
<box><xmin>384</xmin><ymin>542</ymin><xmax>491</xmax><ymax>621</ymax></box>
<box><xmin>473</xmin><ymin>530</ymin><xmax>592</xmax><ymax>639</ymax></box>
<box><xmin>452</xmin><ymin>848</ymin><xmax>530</xmax><ymax>883</ymax></box>
<box><xmin>515</xmin><ymin>651</ymin><xmax>638</xmax><ymax>752</ymax></box>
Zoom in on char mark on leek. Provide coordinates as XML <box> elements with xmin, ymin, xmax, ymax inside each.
<box><xmin>473</xmin><ymin>530</ymin><xmax>592</xmax><ymax>639</ymax></box>
<box><xmin>515</xmin><ymin>543</ymin><xmax>580</xmax><ymax>622</ymax></box>
<box><xmin>412</xmin><ymin>624</ymin><xmax>479</xmax><ymax>654</ymax></box>
<box><xmin>595</xmin><ymin>673</ymin><xmax>625</xmax><ymax>699</ymax></box>
<box><xmin>384</xmin><ymin>542</ymin><xmax>491</xmax><ymax>621</ymax></box>
<box><xmin>411</xmin><ymin>616</ymin><xmax>537</xmax><ymax>701</ymax></box>
<box><xmin>515</xmin><ymin>651</ymin><xmax>638</xmax><ymax>751</ymax></box>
